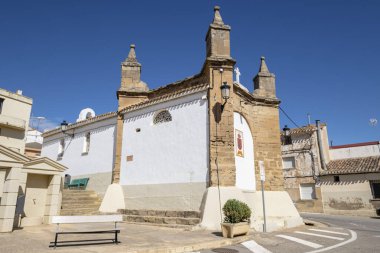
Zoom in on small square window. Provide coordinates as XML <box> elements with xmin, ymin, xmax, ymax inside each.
<box><xmin>82</xmin><ymin>132</ymin><xmax>90</xmax><ymax>154</ymax></box>
<box><xmin>0</xmin><ymin>98</ymin><xmax>4</xmax><ymax>114</ymax></box>
<box><xmin>334</xmin><ymin>176</ymin><xmax>340</xmax><ymax>182</ymax></box>
<box><xmin>282</xmin><ymin>157</ymin><xmax>295</xmax><ymax>169</ymax></box>
<box><xmin>370</xmin><ymin>181</ymin><xmax>380</xmax><ymax>199</ymax></box>
<box><xmin>58</xmin><ymin>138</ymin><xmax>65</xmax><ymax>158</ymax></box>
<box><xmin>300</xmin><ymin>183</ymin><xmax>316</xmax><ymax>200</ymax></box>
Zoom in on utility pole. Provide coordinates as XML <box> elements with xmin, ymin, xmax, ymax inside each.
<box><xmin>259</xmin><ymin>161</ymin><xmax>266</xmax><ymax>232</ymax></box>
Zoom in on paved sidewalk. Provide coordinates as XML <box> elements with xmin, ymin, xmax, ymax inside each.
<box><xmin>0</xmin><ymin>222</ymin><xmax>255</xmax><ymax>253</ymax></box>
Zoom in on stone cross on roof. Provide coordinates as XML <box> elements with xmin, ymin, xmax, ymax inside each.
<box><xmin>234</xmin><ymin>67</ymin><xmax>241</xmax><ymax>84</ymax></box>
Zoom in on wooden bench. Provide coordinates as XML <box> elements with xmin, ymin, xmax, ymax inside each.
<box><xmin>50</xmin><ymin>215</ymin><xmax>123</xmax><ymax>248</ymax></box>
<box><xmin>68</xmin><ymin>178</ymin><xmax>89</xmax><ymax>189</ymax></box>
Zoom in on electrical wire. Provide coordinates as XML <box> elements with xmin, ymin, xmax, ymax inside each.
<box><xmin>279</xmin><ymin>106</ymin><xmax>300</xmax><ymax>128</ymax></box>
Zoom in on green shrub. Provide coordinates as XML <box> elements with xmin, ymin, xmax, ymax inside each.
<box><xmin>222</xmin><ymin>199</ymin><xmax>252</xmax><ymax>223</ymax></box>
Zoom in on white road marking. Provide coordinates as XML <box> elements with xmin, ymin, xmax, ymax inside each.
<box><xmin>349</xmin><ymin>223</ymin><xmax>358</xmax><ymax>226</ymax></box>
<box><xmin>294</xmin><ymin>231</ymin><xmax>345</xmax><ymax>241</ymax></box>
<box><xmin>308</xmin><ymin>228</ymin><xmax>349</xmax><ymax>236</ymax></box>
<box><xmin>276</xmin><ymin>235</ymin><xmax>323</xmax><ymax>249</ymax></box>
<box><xmin>242</xmin><ymin>240</ymin><xmax>272</xmax><ymax>253</ymax></box>
<box><xmin>305</xmin><ymin>229</ymin><xmax>357</xmax><ymax>253</ymax></box>
<box><xmin>373</xmin><ymin>235</ymin><xmax>380</xmax><ymax>238</ymax></box>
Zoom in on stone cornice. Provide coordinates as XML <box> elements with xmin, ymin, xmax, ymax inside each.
<box><xmin>0</xmin><ymin>145</ymin><xmax>30</xmax><ymax>162</ymax></box>
<box><xmin>119</xmin><ymin>83</ymin><xmax>209</xmax><ymax>114</ymax></box>
<box><xmin>233</xmin><ymin>83</ymin><xmax>281</xmax><ymax>107</ymax></box>
<box><xmin>24</xmin><ymin>157</ymin><xmax>67</xmax><ymax>172</ymax></box>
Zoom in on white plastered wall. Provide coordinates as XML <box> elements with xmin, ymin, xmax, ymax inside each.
<box><xmin>41</xmin><ymin>117</ymin><xmax>116</xmax><ymax>195</ymax></box>
<box><xmin>234</xmin><ymin>112</ymin><xmax>255</xmax><ymax>191</ymax></box>
<box><xmin>320</xmin><ymin>173</ymin><xmax>379</xmax><ymax>216</ymax></box>
<box><xmin>119</xmin><ymin>91</ymin><xmax>208</xmax><ymax>210</ymax></box>
<box><xmin>330</xmin><ymin>144</ymin><xmax>380</xmax><ymax>160</ymax></box>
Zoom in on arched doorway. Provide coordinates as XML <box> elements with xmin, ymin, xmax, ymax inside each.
<box><xmin>234</xmin><ymin>112</ymin><xmax>255</xmax><ymax>191</ymax></box>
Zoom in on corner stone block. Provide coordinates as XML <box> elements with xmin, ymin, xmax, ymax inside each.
<box><xmin>44</xmin><ymin>205</ymin><xmax>59</xmax><ymax>216</ymax></box>
<box><xmin>19</xmin><ymin>172</ymin><xmax>28</xmax><ymax>184</ymax></box>
<box><xmin>0</xmin><ymin>218</ymin><xmax>14</xmax><ymax>232</ymax></box>
<box><xmin>45</xmin><ymin>194</ymin><xmax>60</xmax><ymax>206</ymax></box>
<box><xmin>51</xmin><ymin>175</ymin><xmax>63</xmax><ymax>185</ymax></box>
<box><xmin>0</xmin><ymin>192</ymin><xmax>18</xmax><ymax>206</ymax></box>
<box><xmin>48</xmin><ymin>184</ymin><xmax>61</xmax><ymax>194</ymax></box>
<box><xmin>43</xmin><ymin>215</ymin><xmax>52</xmax><ymax>224</ymax></box>
<box><xmin>6</xmin><ymin>167</ymin><xmax>21</xmax><ymax>180</ymax></box>
<box><xmin>2</xmin><ymin>180</ymin><xmax>19</xmax><ymax>193</ymax></box>
<box><xmin>0</xmin><ymin>205</ymin><xmax>16</xmax><ymax>219</ymax></box>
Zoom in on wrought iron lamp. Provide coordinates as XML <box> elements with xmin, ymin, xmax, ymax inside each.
<box><xmin>60</xmin><ymin>120</ymin><xmax>74</xmax><ymax>137</ymax></box>
<box><xmin>220</xmin><ymin>81</ymin><xmax>231</xmax><ymax>112</ymax></box>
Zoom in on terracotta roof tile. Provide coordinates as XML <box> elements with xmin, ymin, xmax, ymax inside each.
<box><xmin>119</xmin><ymin>83</ymin><xmax>209</xmax><ymax>114</ymax></box>
<box><xmin>322</xmin><ymin>156</ymin><xmax>380</xmax><ymax>175</ymax></box>
<box><xmin>41</xmin><ymin>111</ymin><xmax>117</xmax><ymax>137</ymax></box>
<box><xmin>280</xmin><ymin>124</ymin><xmax>325</xmax><ymax>136</ymax></box>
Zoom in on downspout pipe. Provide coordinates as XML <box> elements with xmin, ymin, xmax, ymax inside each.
<box><xmin>316</xmin><ymin>120</ymin><xmax>327</xmax><ymax>171</ymax></box>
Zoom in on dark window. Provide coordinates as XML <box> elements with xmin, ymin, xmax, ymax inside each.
<box><xmin>0</xmin><ymin>98</ymin><xmax>4</xmax><ymax>114</ymax></box>
<box><xmin>283</xmin><ymin>136</ymin><xmax>292</xmax><ymax>145</ymax></box>
<box><xmin>371</xmin><ymin>182</ymin><xmax>380</xmax><ymax>199</ymax></box>
<box><xmin>333</xmin><ymin>176</ymin><xmax>340</xmax><ymax>182</ymax></box>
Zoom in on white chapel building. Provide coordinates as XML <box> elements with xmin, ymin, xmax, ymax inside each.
<box><xmin>41</xmin><ymin>6</ymin><xmax>302</xmax><ymax>231</ymax></box>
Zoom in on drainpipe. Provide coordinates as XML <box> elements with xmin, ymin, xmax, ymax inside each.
<box><xmin>316</xmin><ymin>120</ymin><xmax>327</xmax><ymax>171</ymax></box>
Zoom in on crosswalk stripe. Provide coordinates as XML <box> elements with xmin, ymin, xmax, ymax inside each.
<box><xmin>295</xmin><ymin>231</ymin><xmax>345</xmax><ymax>240</ymax></box>
<box><xmin>242</xmin><ymin>240</ymin><xmax>272</xmax><ymax>253</ymax></box>
<box><xmin>308</xmin><ymin>228</ymin><xmax>349</xmax><ymax>236</ymax></box>
<box><xmin>276</xmin><ymin>235</ymin><xmax>323</xmax><ymax>249</ymax></box>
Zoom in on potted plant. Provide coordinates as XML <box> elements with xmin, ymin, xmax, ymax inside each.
<box><xmin>221</xmin><ymin>199</ymin><xmax>252</xmax><ymax>238</ymax></box>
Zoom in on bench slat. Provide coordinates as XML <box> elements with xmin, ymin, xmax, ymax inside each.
<box><xmin>52</xmin><ymin>215</ymin><xmax>123</xmax><ymax>224</ymax></box>
<box><xmin>57</xmin><ymin>230</ymin><xmax>120</xmax><ymax>235</ymax></box>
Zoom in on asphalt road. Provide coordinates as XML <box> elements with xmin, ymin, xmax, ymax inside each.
<box><xmin>300</xmin><ymin>213</ymin><xmax>380</xmax><ymax>253</ymax></box>
<box><xmin>201</xmin><ymin>213</ymin><xmax>380</xmax><ymax>253</ymax></box>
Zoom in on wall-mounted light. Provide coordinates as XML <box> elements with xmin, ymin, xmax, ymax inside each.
<box><xmin>60</xmin><ymin>120</ymin><xmax>74</xmax><ymax>137</ymax></box>
<box><xmin>220</xmin><ymin>81</ymin><xmax>231</xmax><ymax>112</ymax></box>
<box><xmin>283</xmin><ymin>125</ymin><xmax>290</xmax><ymax>137</ymax></box>
<box><xmin>282</xmin><ymin>125</ymin><xmax>292</xmax><ymax>145</ymax></box>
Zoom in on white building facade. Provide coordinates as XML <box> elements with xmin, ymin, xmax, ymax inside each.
<box><xmin>41</xmin><ymin>113</ymin><xmax>116</xmax><ymax>196</ymax></box>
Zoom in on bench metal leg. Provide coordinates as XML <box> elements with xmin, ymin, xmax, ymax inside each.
<box><xmin>54</xmin><ymin>233</ymin><xmax>58</xmax><ymax>249</ymax></box>
<box><xmin>115</xmin><ymin>230</ymin><xmax>118</xmax><ymax>244</ymax></box>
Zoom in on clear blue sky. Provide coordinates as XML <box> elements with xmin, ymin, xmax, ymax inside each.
<box><xmin>1</xmin><ymin>0</ymin><xmax>379</xmax><ymax>145</ymax></box>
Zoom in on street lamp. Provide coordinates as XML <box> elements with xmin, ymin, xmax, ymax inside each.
<box><xmin>220</xmin><ymin>81</ymin><xmax>231</xmax><ymax>112</ymax></box>
<box><xmin>60</xmin><ymin>120</ymin><xmax>74</xmax><ymax>137</ymax></box>
<box><xmin>283</xmin><ymin>125</ymin><xmax>292</xmax><ymax>145</ymax></box>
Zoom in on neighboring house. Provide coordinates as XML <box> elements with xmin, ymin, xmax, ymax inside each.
<box><xmin>0</xmin><ymin>88</ymin><xmax>66</xmax><ymax>233</ymax></box>
<box><xmin>281</xmin><ymin>123</ymin><xmax>330</xmax><ymax>213</ymax></box>
<box><xmin>41</xmin><ymin>6</ymin><xmax>302</xmax><ymax>231</ymax></box>
<box><xmin>0</xmin><ymin>89</ymin><xmax>32</xmax><ymax>153</ymax></box>
<box><xmin>320</xmin><ymin>142</ymin><xmax>380</xmax><ymax>216</ymax></box>
<box><xmin>25</xmin><ymin>127</ymin><xmax>43</xmax><ymax>157</ymax></box>
<box><xmin>281</xmin><ymin>122</ymin><xmax>380</xmax><ymax>217</ymax></box>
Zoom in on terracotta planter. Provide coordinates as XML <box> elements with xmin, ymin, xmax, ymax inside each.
<box><xmin>221</xmin><ymin>222</ymin><xmax>250</xmax><ymax>238</ymax></box>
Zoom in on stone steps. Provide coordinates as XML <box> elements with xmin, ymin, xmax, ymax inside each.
<box><xmin>60</xmin><ymin>209</ymin><xmax>101</xmax><ymax>216</ymax></box>
<box><xmin>121</xmin><ymin>209</ymin><xmax>200</xmax><ymax>218</ymax></box>
<box><xmin>61</xmin><ymin>203</ymin><xmax>101</xmax><ymax>209</ymax></box>
<box><xmin>123</xmin><ymin>215</ymin><xmax>200</xmax><ymax>226</ymax></box>
<box><xmin>60</xmin><ymin>189</ymin><xmax>102</xmax><ymax>216</ymax></box>
<box><xmin>119</xmin><ymin>209</ymin><xmax>201</xmax><ymax>227</ymax></box>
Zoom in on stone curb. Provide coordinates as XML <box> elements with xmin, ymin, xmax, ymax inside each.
<box><xmin>124</xmin><ymin>234</ymin><xmax>253</xmax><ymax>253</ymax></box>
